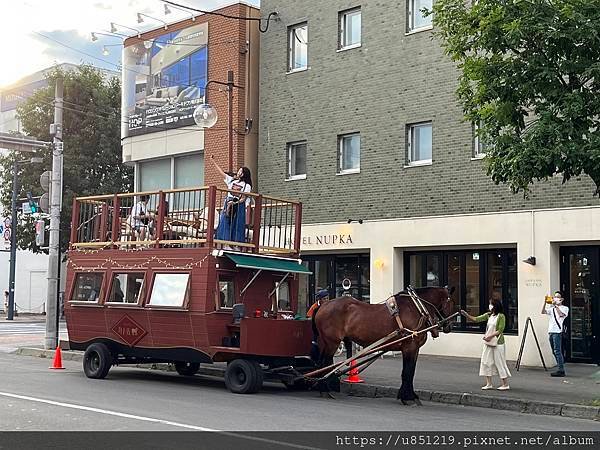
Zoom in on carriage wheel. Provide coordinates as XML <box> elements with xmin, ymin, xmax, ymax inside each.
<box><xmin>225</xmin><ymin>359</ymin><xmax>263</xmax><ymax>394</ymax></box>
<box><xmin>83</xmin><ymin>343</ymin><xmax>113</xmax><ymax>379</ymax></box>
<box><xmin>174</xmin><ymin>362</ymin><xmax>200</xmax><ymax>376</ymax></box>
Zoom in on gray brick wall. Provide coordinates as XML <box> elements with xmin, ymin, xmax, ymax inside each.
<box><xmin>258</xmin><ymin>0</ymin><xmax>599</xmax><ymax>224</ymax></box>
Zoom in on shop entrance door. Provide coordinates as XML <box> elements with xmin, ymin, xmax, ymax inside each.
<box><xmin>560</xmin><ymin>247</ymin><xmax>600</xmax><ymax>363</ymax></box>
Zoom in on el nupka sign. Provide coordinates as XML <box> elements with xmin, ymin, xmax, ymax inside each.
<box><xmin>302</xmin><ymin>234</ymin><xmax>353</xmax><ymax>246</ymax></box>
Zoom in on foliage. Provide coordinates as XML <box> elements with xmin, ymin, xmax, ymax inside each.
<box><xmin>431</xmin><ymin>0</ymin><xmax>600</xmax><ymax>196</ymax></box>
<box><xmin>0</xmin><ymin>65</ymin><xmax>133</xmax><ymax>253</ymax></box>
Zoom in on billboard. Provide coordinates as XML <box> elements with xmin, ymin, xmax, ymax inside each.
<box><xmin>122</xmin><ymin>22</ymin><xmax>208</xmax><ymax>138</ymax></box>
<box><xmin>1</xmin><ymin>79</ymin><xmax>48</xmax><ymax>112</ymax></box>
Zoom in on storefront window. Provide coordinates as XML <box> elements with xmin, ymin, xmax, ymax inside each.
<box><xmin>405</xmin><ymin>248</ymin><xmax>518</xmax><ymax>333</ymax></box>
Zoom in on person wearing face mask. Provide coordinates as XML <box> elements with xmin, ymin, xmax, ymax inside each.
<box><xmin>541</xmin><ymin>291</ymin><xmax>569</xmax><ymax>377</ymax></box>
<box><xmin>461</xmin><ymin>292</ymin><xmax>510</xmax><ymax>390</ymax></box>
<box><xmin>210</xmin><ymin>156</ymin><xmax>252</xmax><ymax>245</ymax></box>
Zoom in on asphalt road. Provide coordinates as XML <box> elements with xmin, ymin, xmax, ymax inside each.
<box><xmin>0</xmin><ymin>353</ymin><xmax>597</xmax><ymax>434</ymax></box>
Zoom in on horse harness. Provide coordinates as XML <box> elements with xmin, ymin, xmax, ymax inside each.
<box><xmin>384</xmin><ymin>286</ymin><xmax>449</xmax><ymax>335</ymax></box>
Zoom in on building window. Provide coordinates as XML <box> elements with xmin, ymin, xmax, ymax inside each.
<box><xmin>218</xmin><ymin>277</ymin><xmax>235</xmax><ymax>309</ymax></box>
<box><xmin>287</xmin><ymin>141</ymin><xmax>307</xmax><ymax>180</ymax></box>
<box><xmin>288</xmin><ymin>23</ymin><xmax>308</xmax><ymax>72</ymax></box>
<box><xmin>407</xmin><ymin>0</ymin><xmax>433</xmax><ymax>33</ymax></box>
<box><xmin>338</xmin><ymin>133</ymin><xmax>360</xmax><ymax>174</ymax></box>
<box><xmin>139</xmin><ymin>158</ymin><xmax>171</xmax><ymax>192</ymax></box>
<box><xmin>473</xmin><ymin>122</ymin><xmax>488</xmax><ymax>158</ymax></box>
<box><xmin>407</xmin><ymin>122</ymin><xmax>432</xmax><ymax>165</ymax></box>
<box><xmin>405</xmin><ymin>249</ymin><xmax>518</xmax><ymax>334</ymax></box>
<box><xmin>148</xmin><ymin>273</ymin><xmax>189</xmax><ymax>307</ymax></box>
<box><xmin>107</xmin><ymin>273</ymin><xmax>145</xmax><ymax>304</ymax></box>
<box><xmin>71</xmin><ymin>273</ymin><xmax>104</xmax><ymax>302</ymax></box>
<box><xmin>339</xmin><ymin>8</ymin><xmax>361</xmax><ymax>50</ymax></box>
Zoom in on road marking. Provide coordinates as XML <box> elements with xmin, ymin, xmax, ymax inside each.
<box><xmin>0</xmin><ymin>391</ymin><xmax>323</xmax><ymax>449</ymax></box>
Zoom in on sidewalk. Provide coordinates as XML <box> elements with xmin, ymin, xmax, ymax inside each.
<box><xmin>0</xmin><ymin>312</ymin><xmax>48</xmax><ymax>323</ymax></box>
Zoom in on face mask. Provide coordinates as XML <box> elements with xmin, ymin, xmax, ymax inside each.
<box><xmin>488</xmin><ymin>304</ymin><xmax>494</xmax><ymax>311</ymax></box>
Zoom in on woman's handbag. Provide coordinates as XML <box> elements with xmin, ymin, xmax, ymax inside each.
<box><xmin>483</xmin><ymin>331</ymin><xmax>498</xmax><ymax>347</ymax></box>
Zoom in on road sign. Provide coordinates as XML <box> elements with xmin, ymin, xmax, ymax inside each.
<box><xmin>22</xmin><ymin>202</ymin><xmax>32</xmax><ymax>214</ymax></box>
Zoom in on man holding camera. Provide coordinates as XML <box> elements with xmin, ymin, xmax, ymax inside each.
<box><xmin>541</xmin><ymin>291</ymin><xmax>569</xmax><ymax>377</ymax></box>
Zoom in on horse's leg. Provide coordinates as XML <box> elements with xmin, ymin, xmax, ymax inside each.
<box><xmin>316</xmin><ymin>339</ymin><xmax>339</xmax><ymax>398</ymax></box>
<box><xmin>343</xmin><ymin>337</ymin><xmax>353</xmax><ymax>359</ymax></box>
<box><xmin>397</xmin><ymin>348</ymin><xmax>419</xmax><ymax>405</ymax></box>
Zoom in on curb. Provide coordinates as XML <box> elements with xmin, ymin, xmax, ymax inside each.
<box><xmin>14</xmin><ymin>347</ymin><xmax>600</xmax><ymax>422</ymax></box>
<box><xmin>343</xmin><ymin>383</ymin><xmax>600</xmax><ymax>422</ymax></box>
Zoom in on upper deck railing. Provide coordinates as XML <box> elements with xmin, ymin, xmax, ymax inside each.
<box><xmin>70</xmin><ymin>186</ymin><xmax>302</xmax><ymax>255</ymax></box>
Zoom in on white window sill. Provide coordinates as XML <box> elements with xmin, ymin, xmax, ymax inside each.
<box><xmin>286</xmin><ymin>67</ymin><xmax>308</xmax><ymax>74</ymax></box>
<box><xmin>471</xmin><ymin>154</ymin><xmax>487</xmax><ymax>161</ymax></box>
<box><xmin>404</xmin><ymin>160</ymin><xmax>432</xmax><ymax>168</ymax></box>
<box><xmin>337</xmin><ymin>43</ymin><xmax>362</xmax><ymax>52</ymax></box>
<box><xmin>405</xmin><ymin>25</ymin><xmax>433</xmax><ymax>36</ymax></box>
<box><xmin>285</xmin><ymin>174</ymin><xmax>307</xmax><ymax>181</ymax></box>
<box><xmin>336</xmin><ymin>169</ymin><xmax>360</xmax><ymax>175</ymax></box>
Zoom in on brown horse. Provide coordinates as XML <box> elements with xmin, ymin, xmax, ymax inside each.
<box><xmin>313</xmin><ymin>286</ymin><xmax>455</xmax><ymax>405</ymax></box>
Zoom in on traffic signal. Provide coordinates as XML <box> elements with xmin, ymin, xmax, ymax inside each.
<box><xmin>26</xmin><ymin>192</ymin><xmax>39</xmax><ymax>214</ymax></box>
<box><xmin>35</xmin><ymin>219</ymin><xmax>45</xmax><ymax>246</ymax></box>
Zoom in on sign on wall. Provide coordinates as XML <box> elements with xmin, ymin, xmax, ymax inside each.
<box><xmin>0</xmin><ymin>79</ymin><xmax>48</xmax><ymax>112</ymax></box>
<box><xmin>122</xmin><ymin>22</ymin><xmax>208</xmax><ymax>138</ymax></box>
<box><xmin>0</xmin><ymin>217</ymin><xmax>11</xmax><ymax>250</ymax></box>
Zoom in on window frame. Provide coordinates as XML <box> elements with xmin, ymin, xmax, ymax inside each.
<box><xmin>69</xmin><ymin>272</ymin><xmax>105</xmax><ymax>305</ymax></box>
<box><xmin>404</xmin><ymin>248</ymin><xmax>518</xmax><ymax>334</ymax></box>
<box><xmin>288</xmin><ymin>22</ymin><xmax>308</xmax><ymax>73</ymax></box>
<box><xmin>286</xmin><ymin>141</ymin><xmax>308</xmax><ymax>181</ymax></box>
<box><xmin>145</xmin><ymin>272</ymin><xmax>191</xmax><ymax>309</ymax></box>
<box><xmin>407</xmin><ymin>0</ymin><xmax>434</xmax><ymax>34</ymax></box>
<box><xmin>337</xmin><ymin>132</ymin><xmax>361</xmax><ymax>174</ymax></box>
<box><xmin>338</xmin><ymin>7</ymin><xmax>362</xmax><ymax>51</ymax></box>
<box><xmin>473</xmin><ymin>122</ymin><xmax>488</xmax><ymax>159</ymax></box>
<box><xmin>217</xmin><ymin>274</ymin><xmax>236</xmax><ymax>310</ymax></box>
<box><xmin>105</xmin><ymin>271</ymin><xmax>147</xmax><ymax>307</ymax></box>
<box><xmin>275</xmin><ymin>279</ymin><xmax>292</xmax><ymax>313</ymax></box>
<box><xmin>407</xmin><ymin>121</ymin><xmax>433</xmax><ymax>166</ymax></box>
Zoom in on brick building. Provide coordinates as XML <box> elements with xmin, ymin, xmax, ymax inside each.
<box><xmin>121</xmin><ymin>2</ymin><xmax>260</xmax><ymax>192</ymax></box>
<box><xmin>258</xmin><ymin>0</ymin><xmax>600</xmax><ymax>366</ymax></box>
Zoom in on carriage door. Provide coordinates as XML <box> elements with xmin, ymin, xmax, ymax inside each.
<box><xmin>560</xmin><ymin>247</ymin><xmax>600</xmax><ymax>363</ymax></box>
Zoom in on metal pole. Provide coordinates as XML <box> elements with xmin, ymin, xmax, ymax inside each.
<box><xmin>45</xmin><ymin>78</ymin><xmax>63</xmax><ymax>349</ymax></box>
<box><xmin>7</xmin><ymin>161</ymin><xmax>18</xmax><ymax>321</ymax></box>
<box><xmin>227</xmin><ymin>70</ymin><xmax>234</xmax><ymax>173</ymax></box>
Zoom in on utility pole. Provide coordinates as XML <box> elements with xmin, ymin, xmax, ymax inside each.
<box><xmin>7</xmin><ymin>161</ymin><xmax>19</xmax><ymax>320</ymax></box>
<box><xmin>45</xmin><ymin>78</ymin><xmax>63</xmax><ymax>350</ymax></box>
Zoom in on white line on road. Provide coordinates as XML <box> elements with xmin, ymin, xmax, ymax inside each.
<box><xmin>0</xmin><ymin>391</ymin><xmax>323</xmax><ymax>450</ymax></box>
<box><xmin>0</xmin><ymin>390</ymin><xmax>217</xmax><ymax>431</ymax></box>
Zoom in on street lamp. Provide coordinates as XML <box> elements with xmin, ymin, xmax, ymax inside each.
<box><xmin>7</xmin><ymin>156</ymin><xmax>43</xmax><ymax>321</ymax></box>
<box><xmin>193</xmin><ymin>70</ymin><xmax>244</xmax><ymax>173</ymax></box>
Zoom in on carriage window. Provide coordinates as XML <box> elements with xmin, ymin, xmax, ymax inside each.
<box><xmin>276</xmin><ymin>280</ymin><xmax>291</xmax><ymax>311</ymax></box>
<box><xmin>72</xmin><ymin>273</ymin><xmax>104</xmax><ymax>302</ymax></box>
<box><xmin>218</xmin><ymin>278</ymin><xmax>235</xmax><ymax>309</ymax></box>
<box><xmin>148</xmin><ymin>273</ymin><xmax>189</xmax><ymax>307</ymax></box>
<box><xmin>108</xmin><ymin>273</ymin><xmax>145</xmax><ymax>304</ymax></box>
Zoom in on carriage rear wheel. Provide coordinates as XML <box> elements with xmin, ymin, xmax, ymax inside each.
<box><xmin>224</xmin><ymin>359</ymin><xmax>263</xmax><ymax>394</ymax></box>
<box><xmin>174</xmin><ymin>362</ymin><xmax>200</xmax><ymax>376</ymax></box>
<box><xmin>83</xmin><ymin>343</ymin><xmax>112</xmax><ymax>379</ymax></box>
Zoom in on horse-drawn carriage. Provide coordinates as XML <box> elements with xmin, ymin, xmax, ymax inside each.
<box><xmin>65</xmin><ymin>185</ymin><xmax>456</xmax><ymax>401</ymax></box>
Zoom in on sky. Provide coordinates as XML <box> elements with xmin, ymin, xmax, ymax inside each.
<box><xmin>0</xmin><ymin>0</ymin><xmax>260</xmax><ymax>88</ymax></box>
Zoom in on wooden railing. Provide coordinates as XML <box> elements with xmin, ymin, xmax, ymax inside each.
<box><xmin>70</xmin><ymin>186</ymin><xmax>302</xmax><ymax>255</ymax></box>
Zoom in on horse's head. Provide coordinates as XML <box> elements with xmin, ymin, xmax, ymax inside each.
<box><xmin>418</xmin><ymin>286</ymin><xmax>455</xmax><ymax>333</ymax></box>
<box><xmin>440</xmin><ymin>286</ymin><xmax>454</xmax><ymax>333</ymax></box>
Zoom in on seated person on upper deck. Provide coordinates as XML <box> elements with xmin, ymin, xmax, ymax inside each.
<box><xmin>209</xmin><ymin>156</ymin><xmax>252</xmax><ymax>245</ymax></box>
<box><xmin>129</xmin><ymin>195</ymin><xmax>150</xmax><ymax>241</ymax></box>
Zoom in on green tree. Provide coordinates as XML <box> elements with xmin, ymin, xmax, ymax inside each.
<box><xmin>0</xmin><ymin>65</ymin><xmax>133</xmax><ymax>253</ymax></box>
<box><xmin>431</xmin><ymin>0</ymin><xmax>600</xmax><ymax>196</ymax></box>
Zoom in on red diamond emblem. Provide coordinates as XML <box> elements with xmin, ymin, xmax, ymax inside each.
<box><xmin>112</xmin><ymin>315</ymin><xmax>147</xmax><ymax>346</ymax></box>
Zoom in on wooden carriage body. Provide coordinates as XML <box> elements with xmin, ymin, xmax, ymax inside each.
<box><xmin>65</xmin><ymin>186</ymin><xmax>312</xmax><ymax>366</ymax></box>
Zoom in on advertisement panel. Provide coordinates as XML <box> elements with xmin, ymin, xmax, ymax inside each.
<box><xmin>122</xmin><ymin>22</ymin><xmax>208</xmax><ymax>137</ymax></box>
<box><xmin>1</xmin><ymin>79</ymin><xmax>48</xmax><ymax>112</ymax></box>
<box><xmin>0</xmin><ymin>217</ymin><xmax>11</xmax><ymax>250</ymax></box>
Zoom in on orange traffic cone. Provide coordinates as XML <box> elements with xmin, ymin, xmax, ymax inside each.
<box><xmin>49</xmin><ymin>346</ymin><xmax>65</xmax><ymax>370</ymax></box>
<box><xmin>343</xmin><ymin>360</ymin><xmax>364</xmax><ymax>383</ymax></box>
